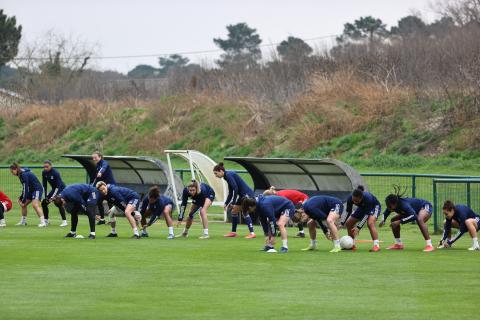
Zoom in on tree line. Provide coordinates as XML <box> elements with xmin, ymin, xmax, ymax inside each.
<box><xmin>0</xmin><ymin>0</ymin><xmax>479</xmax><ymax>106</ymax></box>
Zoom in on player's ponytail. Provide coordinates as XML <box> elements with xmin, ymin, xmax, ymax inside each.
<box><xmin>385</xmin><ymin>185</ymin><xmax>407</xmax><ymax>207</ymax></box>
<box><xmin>187</xmin><ymin>180</ymin><xmax>200</xmax><ymax>194</ymax></box>
<box><xmin>213</xmin><ymin>162</ymin><xmax>225</xmax><ymax>172</ymax></box>
<box><xmin>352</xmin><ymin>185</ymin><xmax>364</xmax><ymax>198</ymax></box>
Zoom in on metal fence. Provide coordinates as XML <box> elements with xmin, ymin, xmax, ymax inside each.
<box><xmin>432</xmin><ymin>178</ymin><xmax>480</xmax><ymax>233</ymax></box>
<box><xmin>2</xmin><ymin>165</ymin><xmax>478</xmax><ymax>232</ymax></box>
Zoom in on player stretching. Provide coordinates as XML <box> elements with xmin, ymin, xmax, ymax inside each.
<box><xmin>380</xmin><ymin>186</ymin><xmax>434</xmax><ymax>252</ymax></box>
<box><xmin>293</xmin><ymin>195</ymin><xmax>344</xmax><ymax>253</ymax></box>
<box><xmin>177</xmin><ymin>180</ymin><xmax>214</xmax><ymax>239</ymax></box>
<box><xmin>213</xmin><ymin>162</ymin><xmax>256</xmax><ymax>238</ymax></box>
<box><xmin>0</xmin><ymin>190</ymin><xmax>13</xmax><ymax>227</ymax></box>
<box><xmin>54</xmin><ymin>184</ymin><xmax>99</xmax><ymax>239</ymax></box>
<box><xmin>41</xmin><ymin>160</ymin><xmax>68</xmax><ymax>226</ymax></box>
<box><xmin>439</xmin><ymin>200</ymin><xmax>480</xmax><ymax>251</ymax></box>
<box><xmin>9</xmin><ymin>163</ymin><xmax>46</xmax><ymax>227</ymax></box>
<box><xmin>342</xmin><ymin>186</ymin><xmax>381</xmax><ymax>252</ymax></box>
<box><xmin>140</xmin><ymin>186</ymin><xmax>175</xmax><ymax>239</ymax></box>
<box><xmin>91</xmin><ymin>151</ymin><xmax>116</xmax><ymax>225</ymax></box>
<box><xmin>264</xmin><ymin>186</ymin><xmax>309</xmax><ymax>238</ymax></box>
<box><xmin>96</xmin><ymin>182</ymin><xmax>142</xmax><ymax>239</ymax></box>
<box><xmin>242</xmin><ymin>195</ymin><xmax>295</xmax><ymax>253</ymax></box>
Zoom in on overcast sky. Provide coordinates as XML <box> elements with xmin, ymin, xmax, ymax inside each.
<box><xmin>3</xmin><ymin>0</ymin><xmax>438</xmax><ymax>73</ymax></box>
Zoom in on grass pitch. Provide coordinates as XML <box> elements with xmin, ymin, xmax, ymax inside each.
<box><xmin>0</xmin><ymin>212</ymin><xmax>478</xmax><ymax>320</ymax></box>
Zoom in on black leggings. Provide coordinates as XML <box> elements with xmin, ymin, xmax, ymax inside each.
<box><xmin>42</xmin><ymin>199</ymin><xmax>66</xmax><ymax>220</ymax></box>
<box><xmin>0</xmin><ymin>205</ymin><xmax>4</xmax><ymax>220</ymax></box>
<box><xmin>69</xmin><ymin>205</ymin><xmax>96</xmax><ymax>233</ymax></box>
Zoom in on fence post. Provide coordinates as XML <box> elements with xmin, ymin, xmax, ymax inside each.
<box><xmin>433</xmin><ymin>180</ymin><xmax>438</xmax><ymax>234</ymax></box>
<box><xmin>412</xmin><ymin>175</ymin><xmax>416</xmax><ymax>198</ymax></box>
<box><xmin>467</xmin><ymin>182</ymin><xmax>471</xmax><ymax>208</ymax></box>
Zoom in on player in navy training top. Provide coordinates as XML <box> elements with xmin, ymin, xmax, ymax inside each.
<box><xmin>342</xmin><ymin>186</ymin><xmax>381</xmax><ymax>252</ymax></box>
<box><xmin>96</xmin><ymin>182</ymin><xmax>142</xmax><ymax>239</ymax></box>
<box><xmin>292</xmin><ymin>195</ymin><xmax>344</xmax><ymax>253</ymax></box>
<box><xmin>177</xmin><ymin>180</ymin><xmax>214</xmax><ymax>239</ymax></box>
<box><xmin>439</xmin><ymin>200</ymin><xmax>480</xmax><ymax>251</ymax></box>
<box><xmin>213</xmin><ymin>162</ymin><xmax>256</xmax><ymax>238</ymax></box>
<box><xmin>41</xmin><ymin>160</ymin><xmax>67</xmax><ymax>226</ymax></box>
<box><xmin>9</xmin><ymin>163</ymin><xmax>46</xmax><ymax>227</ymax></box>
<box><xmin>380</xmin><ymin>186</ymin><xmax>434</xmax><ymax>252</ymax></box>
<box><xmin>54</xmin><ymin>184</ymin><xmax>100</xmax><ymax>239</ymax></box>
<box><xmin>92</xmin><ymin>151</ymin><xmax>116</xmax><ymax>224</ymax></box>
<box><xmin>139</xmin><ymin>186</ymin><xmax>175</xmax><ymax>239</ymax></box>
<box><xmin>242</xmin><ymin>195</ymin><xmax>295</xmax><ymax>253</ymax></box>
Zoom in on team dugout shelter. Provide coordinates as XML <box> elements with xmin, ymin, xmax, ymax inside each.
<box><xmin>63</xmin><ymin>154</ymin><xmax>184</xmax><ymax>200</ymax></box>
<box><xmin>224</xmin><ymin>157</ymin><xmax>366</xmax><ymax>201</ymax></box>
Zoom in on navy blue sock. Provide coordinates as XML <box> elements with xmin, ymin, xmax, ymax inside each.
<box><xmin>244</xmin><ymin>214</ymin><xmax>254</xmax><ymax>233</ymax></box>
<box><xmin>232</xmin><ymin>215</ymin><xmax>239</xmax><ymax>232</ymax></box>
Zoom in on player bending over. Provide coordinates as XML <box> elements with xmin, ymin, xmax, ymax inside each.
<box><xmin>42</xmin><ymin>160</ymin><xmax>67</xmax><ymax>227</ymax></box>
<box><xmin>380</xmin><ymin>186</ymin><xmax>434</xmax><ymax>252</ymax></box>
<box><xmin>264</xmin><ymin>187</ymin><xmax>309</xmax><ymax>238</ymax></box>
<box><xmin>213</xmin><ymin>162</ymin><xmax>256</xmax><ymax>238</ymax></box>
<box><xmin>140</xmin><ymin>186</ymin><xmax>175</xmax><ymax>239</ymax></box>
<box><xmin>91</xmin><ymin>151</ymin><xmax>116</xmax><ymax>225</ymax></box>
<box><xmin>293</xmin><ymin>195</ymin><xmax>344</xmax><ymax>253</ymax></box>
<box><xmin>439</xmin><ymin>200</ymin><xmax>480</xmax><ymax>251</ymax></box>
<box><xmin>342</xmin><ymin>186</ymin><xmax>381</xmax><ymax>252</ymax></box>
<box><xmin>9</xmin><ymin>163</ymin><xmax>46</xmax><ymax>227</ymax></box>
<box><xmin>177</xmin><ymin>180</ymin><xmax>213</xmax><ymax>239</ymax></box>
<box><xmin>0</xmin><ymin>190</ymin><xmax>13</xmax><ymax>227</ymax></box>
<box><xmin>242</xmin><ymin>195</ymin><xmax>295</xmax><ymax>253</ymax></box>
<box><xmin>54</xmin><ymin>184</ymin><xmax>100</xmax><ymax>239</ymax></box>
<box><xmin>96</xmin><ymin>182</ymin><xmax>142</xmax><ymax>239</ymax></box>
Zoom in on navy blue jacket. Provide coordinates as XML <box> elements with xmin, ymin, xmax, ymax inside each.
<box><xmin>256</xmin><ymin>195</ymin><xmax>295</xmax><ymax>236</ymax></box>
<box><xmin>179</xmin><ymin>183</ymin><xmax>215</xmax><ymax>220</ymax></box>
<box><xmin>303</xmin><ymin>195</ymin><xmax>344</xmax><ymax>221</ymax></box>
<box><xmin>94</xmin><ymin>159</ymin><xmax>116</xmax><ymax>184</ymax></box>
<box><xmin>140</xmin><ymin>195</ymin><xmax>175</xmax><ymax>225</ymax></box>
<box><xmin>343</xmin><ymin>191</ymin><xmax>381</xmax><ymax>227</ymax></box>
<box><xmin>382</xmin><ymin>198</ymin><xmax>431</xmax><ymax>221</ymax></box>
<box><xmin>18</xmin><ymin>168</ymin><xmax>43</xmax><ymax>203</ymax></box>
<box><xmin>104</xmin><ymin>185</ymin><xmax>139</xmax><ymax>210</ymax></box>
<box><xmin>442</xmin><ymin>205</ymin><xmax>480</xmax><ymax>245</ymax></box>
<box><xmin>223</xmin><ymin>171</ymin><xmax>254</xmax><ymax>206</ymax></box>
<box><xmin>42</xmin><ymin>168</ymin><xmax>66</xmax><ymax>199</ymax></box>
<box><xmin>60</xmin><ymin>184</ymin><xmax>99</xmax><ymax>207</ymax></box>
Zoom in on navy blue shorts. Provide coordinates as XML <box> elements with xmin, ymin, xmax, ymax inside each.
<box><xmin>25</xmin><ymin>189</ymin><xmax>43</xmax><ymax>201</ymax></box>
<box><xmin>351</xmin><ymin>204</ymin><xmax>381</xmax><ymax>220</ymax></box>
<box><xmin>400</xmin><ymin>203</ymin><xmax>433</xmax><ymax>224</ymax></box>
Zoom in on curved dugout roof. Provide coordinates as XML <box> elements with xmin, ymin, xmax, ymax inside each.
<box><xmin>224</xmin><ymin>157</ymin><xmax>366</xmax><ymax>201</ymax></box>
<box><xmin>63</xmin><ymin>154</ymin><xmax>184</xmax><ymax>199</ymax></box>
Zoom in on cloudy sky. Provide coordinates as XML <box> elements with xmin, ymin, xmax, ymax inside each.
<box><xmin>3</xmin><ymin>0</ymin><xmax>438</xmax><ymax>73</ymax></box>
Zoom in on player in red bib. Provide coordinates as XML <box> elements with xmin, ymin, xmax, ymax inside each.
<box><xmin>0</xmin><ymin>191</ymin><xmax>13</xmax><ymax>227</ymax></box>
<box><xmin>264</xmin><ymin>187</ymin><xmax>309</xmax><ymax>237</ymax></box>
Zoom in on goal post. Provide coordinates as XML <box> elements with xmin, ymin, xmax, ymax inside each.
<box><xmin>164</xmin><ymin>150</ymin><xmax>228</xmax><ymax>222</ymax></box>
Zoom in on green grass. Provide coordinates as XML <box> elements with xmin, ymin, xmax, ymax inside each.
<box><xmin>0</xmin><ymin>211</ymin><xmax>479</xmax><ymax>320</ymax></box>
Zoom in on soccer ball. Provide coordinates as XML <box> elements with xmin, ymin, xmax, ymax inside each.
<box><xmin>340</xmin><ymin>236</ymin><xmax>354</xmax><ymax>249</ymax></box>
